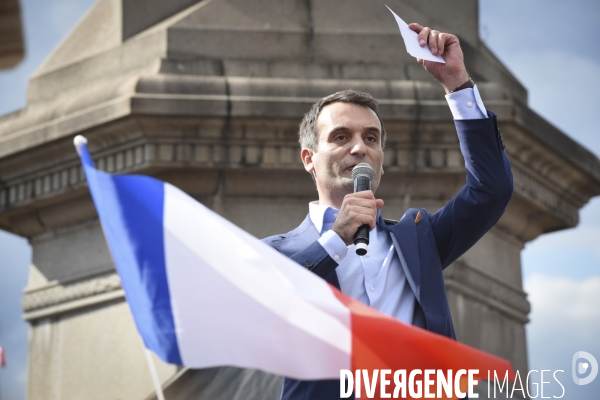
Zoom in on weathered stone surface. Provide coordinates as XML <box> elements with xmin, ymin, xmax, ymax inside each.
<box><xmin>1</xmin><ymin>0</ymin><xmax>600</xmax><ymax>398</ymax></box>
<box><xmin>0</xmin><ymin>0</ymin><xmax>24</xmax><ymax>69</ymax></box>
<box><xmin>27</xmin><ymin>297</ymin><xmax>177</xmax><ymax>400</ymax></box>
<box><xmin>30</xmin><ymin>220</ymin><xmax>114</xmax><ymax>282</ymax></box>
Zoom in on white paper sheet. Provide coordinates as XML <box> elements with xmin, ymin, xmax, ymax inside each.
<box><xmin>385</xmin><ymin>5</ymin><xmax>445</xmax><ymax>64</ymax></box>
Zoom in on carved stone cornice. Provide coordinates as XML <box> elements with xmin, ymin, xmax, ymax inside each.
<box><xmin>22</xmin><ymin>273</ymin><xmax>123</xmax><ymax>321</ymax></box>
<box><xmin>0</xmin><ymin>126</ymin><xmax>582</xmax><ymax>241</ymax></box>
<box><xmin>499</xmin><ymin>121</ymin><xmax>600</xmax><ymax>206</ymax></box>
<box><xmin>511</xmin><ymin>163</ymin><xmax>579</xmax><ymax>227</ymax></box>
<box><xmin>0</xmin><ymin>127</ymin><xmax>467</xmax><ymax>212</ymax></box>
<box><xmin>444</xmin><ymin>261</ymin><xmax>530</xmax><ymax>324</ymax></box>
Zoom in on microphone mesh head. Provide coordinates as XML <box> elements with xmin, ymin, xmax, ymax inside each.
<box><xmin>351</xmin><ymin>163</ymin><xmax>375</xmax><ymax>181</ymax></box>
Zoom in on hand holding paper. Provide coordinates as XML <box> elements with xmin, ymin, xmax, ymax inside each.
<box><xmin>386</xmin><ymin>5</ymin><xmax>471</xmax><ymax>94</ymax></box>
<box><xmin>385</xmin><ymin>5</ymin><xmax>445</xmax><ymax>64</ymax></box>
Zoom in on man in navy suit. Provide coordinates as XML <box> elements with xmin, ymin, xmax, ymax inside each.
<box><xmin>263</xmin><ymin>23</ymin><xmax>513</xmax><ymax>400</ymax></box>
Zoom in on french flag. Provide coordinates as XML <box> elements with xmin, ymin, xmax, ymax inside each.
<box><xmin>75</xmin><ymin>136</ymin><xmax>514</xmax><ymax>398</ymax></box>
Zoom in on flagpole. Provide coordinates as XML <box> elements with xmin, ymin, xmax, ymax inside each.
<box><xmin>143</xmin><ymin>347</ymin><xmax>165</xmax><ymax>400</ymax></box>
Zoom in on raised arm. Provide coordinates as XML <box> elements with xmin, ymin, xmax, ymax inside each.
<box><xmin>408</xmin><ymin>23</ymin><xmax>514</xmax><ymax>267</ymax></box>
<box><xmin>429</xmin><ymin>114</ymin><xmax>513</xmax><ymax>268</ymax></box>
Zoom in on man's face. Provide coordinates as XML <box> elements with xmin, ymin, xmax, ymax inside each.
<box><xmin>301</xmin><ymin>102</ymin><xmax>384</xmax><ymax>203</ymax></box>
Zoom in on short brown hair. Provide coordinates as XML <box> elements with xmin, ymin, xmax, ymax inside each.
<box><xmin>298</xmin><ymin>90</ymin><xmax>387</xmax><ymax>151</ymax></box>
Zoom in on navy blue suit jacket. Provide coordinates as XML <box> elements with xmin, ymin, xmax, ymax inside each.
<box><xmin>262</xmin><ymin>112</ymin><xmax>513</xmax><ymax>400</ymax></box>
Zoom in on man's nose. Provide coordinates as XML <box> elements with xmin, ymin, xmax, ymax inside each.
<box><xmin>350</xmin><ymin>137</ymin><xmax>367</xmax><ymax>156</ymax></box>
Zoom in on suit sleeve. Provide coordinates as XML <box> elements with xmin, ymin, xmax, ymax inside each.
<box><xmin>260</xmin><ymin>227</ymin><xmax>340</xmax><ymax>281</ymax></box>
<box><xmin>289</xmin><ymin>242</ymin><xmax>339</xmax><ymax>279</ymax></box>
<box><xmin>429</xmin><ymin>111</ymin><xmax>513</xmax><ymax>269</ymax></box>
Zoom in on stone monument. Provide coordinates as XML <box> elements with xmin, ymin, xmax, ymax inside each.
<box><xmin>0</xmin><ymin>0</ymin><xmax>599</xmax><ymax>399</ymax></box>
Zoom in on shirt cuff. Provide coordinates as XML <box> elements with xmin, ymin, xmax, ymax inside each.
<box><xmin>317</xmin><ymin>230</ymin><xmax>348</xmax><ymax>264</ymax></box>
<box><xmin>445</xmin><ymin>84</ymin><xmax>488</xmax><ymax>120</ymax></box>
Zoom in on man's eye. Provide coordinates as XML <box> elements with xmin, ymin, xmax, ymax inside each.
<box><xmin>366</xmin><ymin>136</ymin><xmax>378</xmax><ymax>142</ymax></box>
<box><xmin>334</xmin><ymin>135</ymin><xmax>347</xmax><ymax>141</ymax></box>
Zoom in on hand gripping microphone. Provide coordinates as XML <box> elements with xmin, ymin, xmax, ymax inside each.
<box><xmin>351</xmin><ymin>163</ymin><xmax>375</xmax><ymax>256</ymax></box>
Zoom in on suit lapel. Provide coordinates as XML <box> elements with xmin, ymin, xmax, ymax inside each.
<box><xmin>378</xmin><ymin>213</ymin><xmax>421</xmax><ymax>303</ymax></box>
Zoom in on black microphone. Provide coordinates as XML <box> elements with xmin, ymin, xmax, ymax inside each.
<box><xmin>351</xmin><ymin>163</ymin><xmax>375</xmax><ymax>256</ymax></box>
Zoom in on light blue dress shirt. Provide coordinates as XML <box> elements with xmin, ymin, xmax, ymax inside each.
<box><xmin>310</xmin><ymin>87</ymin><xmax>487</xmax><ymax>324</ymax></box>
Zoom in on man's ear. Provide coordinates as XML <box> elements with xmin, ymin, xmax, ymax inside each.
<box><xmin>301</xmin><ymin>148</ymin><xmax>315</xmax><ymax>173</ymax></box>
<box><xmin>381</xmin><ymin>167</ymin><xmax>384</xmax><ymax>176</ymax></box>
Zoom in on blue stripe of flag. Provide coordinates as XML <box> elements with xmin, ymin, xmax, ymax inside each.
<box><xmin>79</xmin><ymin>142</ymin><xmax>182</xmax><ymax>365</ymax></box>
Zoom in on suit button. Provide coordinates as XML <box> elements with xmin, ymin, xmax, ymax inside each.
<box><xmin>497</xmin><ymin>129</ymin><xmax>506</xmax><ymax>150</ymax></box>
<box><xmin>305</xmin><ymin>261</ymin><xmax>314</xmax><ymax>268</ymax></box>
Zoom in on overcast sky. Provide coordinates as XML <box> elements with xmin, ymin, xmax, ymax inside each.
<box><xmin>1</xmin><ymin>0</ymin><xmax>599</xmax><ymax>399</ymax></box>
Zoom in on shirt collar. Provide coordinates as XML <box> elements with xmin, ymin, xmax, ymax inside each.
<box><xmin>309</xmin><ymin>201</ymin><xmax>339</xmax><ymax>234</ymax></box>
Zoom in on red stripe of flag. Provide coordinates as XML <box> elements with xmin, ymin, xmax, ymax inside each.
<box><xmin>332</xmin><ymin>287</ymin><xmax>515</xmax><ymax>399</ymax></box>
<box><xmin>0</xmin><ymin>346</ymin><xmax>5</xmax><ymax>368</ymax></box>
